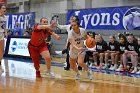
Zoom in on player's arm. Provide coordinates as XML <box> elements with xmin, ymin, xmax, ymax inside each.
<box><xmin>37</xmin><ymin>24</ymin><xmax>52</xmax><ymax>30</ymax></box>
<box><xmin>84</xmin><ymin>31</ymin><xmax>88</xmax><ymax>39</ymax></box>
<box><xmin>57</xmin><ymin>25</ymin><xmax>69</xmax><ymax>30</ymax></box>
<box><xmin>68</xmin><ymin>38</ymin><xmax>79</xmax><ymax>50</ymax></box>
<box><xmin>68</xmin><ymin>32</ymin><xmax>79</xmax><ymax>50</ymax></box>
<box><xmin>68</xmin><ymin>38</ymin><xmax>85</xmax><ymax>51</ymax></box>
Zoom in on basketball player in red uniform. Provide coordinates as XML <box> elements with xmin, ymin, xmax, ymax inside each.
<box><xmin>28</xmin><ymin>17</ymin><xmax>61</xmax><ymax>78</ymax></box>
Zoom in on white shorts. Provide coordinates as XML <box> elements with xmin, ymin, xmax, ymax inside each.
<box><xmin>69</xmin><ymin>50</ymin><xmax>86</xmax><ymax>59</ymax></box>
<box><xmin>0</xmin><ymin>32</ymin><xmax>4</xmax><ymax>41</ymax></box>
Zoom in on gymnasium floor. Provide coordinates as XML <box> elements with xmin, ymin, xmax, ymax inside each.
<box><xmin>0</xmin><ymin>58</ymin><xmax>140</xmax><ymax>93</ymax></box>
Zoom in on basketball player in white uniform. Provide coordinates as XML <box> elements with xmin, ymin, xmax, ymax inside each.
<box><xmin>0</xmin><ymin>5</ymin><xmax>7</xmax><ymax>70</ymax></box>
<box><xmin>68</xmin><ymin>21</ymin><xmax>93</xmax><ymax>80</ymax></box>
<box><xmin>56</xmin><ymin>16</ymin><xmax>81</xmax><ymax>70</ymax></box>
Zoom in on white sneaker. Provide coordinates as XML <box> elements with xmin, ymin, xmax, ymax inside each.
<box><xmin>75</xmin><ymin>73</ymin><xmax>81</xmax><ymax>80</ymax></box>
<box><xmin>116</xmin><ymin>65</ymin><xmax>123</xmax><ymax>71</ymax></box>
<box><xmin>131</xmin><ymin>67</ymin><xmax>137</xmax><ymax>73</ymax></box>
<box><xmin>94</xmin><ymin>62</ymin><xmax>97</xmax><ymax>66</ymax></box>
<box><xmin>46</xmin><ymin>71</ymin><xmax>55</xmax><ymax>78</ymax></box>
<box><xmin>109</xmin><ymin>65</ymin><xmax>114</xmax><ymax>70</ymax></box>
<box><xmin>116</xmin><ymin>67</ymin><xmax>122</xmax><ymax>71</ymax></box>
<box><xmin>87</xmin><ymin>71</ymin><xmax>93</xmax><ymax>80</ymax></box>
<box><xmin>89</xmin><ymin>63</ymin><xmax>93</xmax><ymax>68</ymax></box>
<box><xmin>114</xmin><ymin>64</ymin><xmax>118</xmax><ymax>70</ymax></box>
<box><xmin>55</xmin><ymin>51</ymin><xmax>62</xmax><ymax>56</ymax></box>
<box><xmin>136</xmin><ymin>70</ymin><xmax>140</xmax><ymax>74</ymax></box>
<box><xmin>102</xmin><ymin>64</ymin><xmax>108</xmax><ymax>69</ymax></box>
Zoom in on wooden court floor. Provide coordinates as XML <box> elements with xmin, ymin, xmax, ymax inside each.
<box><xmin>0</xmin><ymin>59</ymin><xmax>140</xmax><ymax>93</ymax></box>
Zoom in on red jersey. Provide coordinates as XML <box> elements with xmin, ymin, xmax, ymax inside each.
<box><xmin>30</xmin><ymin>24</ymin><xmax>51</xmax><ymax>47</ymax></box>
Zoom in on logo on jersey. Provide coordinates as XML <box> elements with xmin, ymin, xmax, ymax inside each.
<box><xmin>128</xmin><ymin>45</ymin><xmax>134</xmax><ymax>51</ymax></box>
<box><xmin>123</xmin><ymin>7</ymin><xmax>140</xmax><ymax>30</ymax></box>
<box><xmin>120</xmin><ymin>46</ymin><xmax>125</xmax><ymax>51</ymax></box>
<box><xmin>75</xmin><ymin>37</ymin><xmax>85</xmax><ymax>44</ymax></box>
<box><xmin>96</xmin><ymin>45</ymin><xmax>103</xmax><ymax>50</ymax></box>
<box><xmin>11</xmin><ymin>41</ymin><xmax>17</xmax><ymax>52</ymax></box>
<box><xmin>110</xmin><ymin>45</ymin><xmax>115</xmax><ymax>50</ymax></box>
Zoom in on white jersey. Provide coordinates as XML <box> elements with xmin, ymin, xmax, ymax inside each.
<box><xmin>68</xmin><ymin>28</ymin><xmax>86</xmax><ymax>52</ymax></box>
<box><xmin>0</xmin><ymin>15</ymin><xmax>7</xmax><ymax>32</ymax></box>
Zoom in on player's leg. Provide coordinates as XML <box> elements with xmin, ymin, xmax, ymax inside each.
<box><xmin>28</xmin><ymin>44</ymin><xmax>41</xmax><ymax>78</ymax></box>
<box><xmin>109</xmin><ymin>53</ymin><xmax>117</xmax><ymax>70</ymax></box>
<box><xmin>0</xmin><ymin>38</ymin><xmax>4</xmax><ymax>66</ymax></box>
<box><xmin>104</xmin><ymin>52</ymin><xmax>109</xmax><ymax>69</ymax></box>
<box><xmin>93</xmin><ymin>52</ymin><xmax>98</xmax><ymax>67</ymax></box>
<box><xmin>69</xmin><ymin>50</ymin><xmax>80</xmax><ymax>79</ymax></box>
<box><xmin>99</xmin><ymin>53</ymin><xmax>105</xmax><ymax>68</ymax></box>
<box><xmin>77</xmin><ymin>52</ymin><xmax>92</xmax><ymax>80</ymax></box>
<box><xmin>40</xmin><ymin>46</ymin><xmax>54</xmax><ymax>77</ymax></box>
<box><xmin>123</xmin><ymin>53</ymin><xmax>130</xmax><ymax>70</ymax></box>
<box><xmin>131</xmin><ymin>54</ymin><xmax>138</xmax><ymax>73</ymax></box>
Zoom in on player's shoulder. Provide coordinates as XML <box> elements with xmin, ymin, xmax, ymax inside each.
<box><xmin>80</xmin><ymin>27</ymin><xmax>86</xmax><ymax>31</ymax></box>
<box><xmin>79</xmin><ymin>27</ymin><xmax>86</xmax><ymax>33</ymax></box>
<box><xmin>0</xmin><ymin>15</ymin><xmax>6</xmax><ymax>20</ymax></box>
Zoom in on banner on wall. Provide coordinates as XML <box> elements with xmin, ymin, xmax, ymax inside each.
<box><xmin>5</xmin><ymin>12</ymin><xmax>35</xmax><ymax>30</ymax></box>
<box><xmin>67</xmin><ymin>6</ymin><xmax>140</xmax><ymax>30</ymax></box>
<box><xmin>8</xmin><ymin>38</ymin><xmax>30</xmax><ymax>57</ymax></box>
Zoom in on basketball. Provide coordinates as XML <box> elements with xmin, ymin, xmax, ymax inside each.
<box><xmin>85</xmin><ymin>37</ymin><xmax>96</xmax><ymax>48</ymax></box>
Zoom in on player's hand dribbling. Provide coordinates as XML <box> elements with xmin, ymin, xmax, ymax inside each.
<box><xmin>78</xmin><ymin>47</ymin><xmax>86</xmax><ymax>51</ymax></box>
<box><xmin>57</xmin><ymin>36</ymin><xmax>61</xmax><ymax>40</ymax></box>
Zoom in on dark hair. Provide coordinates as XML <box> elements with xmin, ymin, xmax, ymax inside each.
<box><xmin>119</xmin><ymin>34</ymin><xmax>127</xmax><ymax>43</ymax></box>
<box><xmin>87</xmin><ymin>31</ymin><xmax>96</xmax><ymax>38</ymax></box>
<box><xmin>110</xmin><ymin>35</ymin><xmax>116</xmax><ymax>40</ymax></box>
<box><xmin>25</xmin><ymin>31</ymin><xmax>29</xmax><ymax>33</ymax></box>
<box><xmin>73</xmin><ymin>16</ymin><xmax>80</xmax><ymax>22</ymax></box>
<box><xmin>70</xmin><ymin>21</ymin><xmax>80</xmax><ymax>30</ymax></box>
<box><xmin>69</xmin><ymin>16</ymin><xmax>81</xmax><ymax>30</ymax></box>
<box><xmin>40</xmin><ymin>17</ymin><xmax>47</xmax><ymax>22</ymax></box>
<box><xmin>0</xmin><ymin>4</ymin><xmax>6</xmax><ymax>9</ymax></box>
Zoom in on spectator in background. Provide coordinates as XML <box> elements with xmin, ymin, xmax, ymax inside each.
<box><xmin>92</xmin><ymin>34</ymin><xmax>108</xmax><ymax>69</ymax></box>
<box><xmin>123</xmin><ymin>35</ymin><xmax>138</xmax><ymax>73</ymax></box>
<box><xmin>116</xmin><ymin>35</ymin><xmax>127</xmax><ymax>71</ymax></box>
<box><xmin>24</xmin><ymin>31</ymin><xmax>30</xmax><ymax>36</ymax></box>
<box><xmin>13</xmin><ymin>22</ymin><xmax>23</xmax><ymax>36</ymax></box>
<box><xmin>136</xmin><ymin>37</ymin><xmax>140</xmax><ymax>74</ymax></box>
<box><xmin>104</xmin><ymin>35</ymin><xmax>120</xmax><ymax>70</ymax></box>
<box><xmin>7</xmin><ymin>30</ymin><xmax>13</xmax><ymax>35</ymax></box>
<box><xmin>15</xmin><ymin>32</ymin><xmax>19</xmax><ymax>36</ymax></box>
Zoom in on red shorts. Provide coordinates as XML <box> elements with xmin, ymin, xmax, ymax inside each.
<box><xmin>28</xmin><ymin>42</ymin><xmax>49</xmax><ymax>70</ymax></box>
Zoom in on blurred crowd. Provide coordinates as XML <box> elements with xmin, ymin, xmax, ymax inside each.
<box><xmin>7</xmin><ymin>22</ymin><xmax>31</xmax><ymax>36</ymax></box>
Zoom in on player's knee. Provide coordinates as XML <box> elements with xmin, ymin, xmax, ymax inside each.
<box><xmin>70</xmin><ymin>65</ymin><xmax>75</xmax><ymax>69</ymax></box>
<box><xmin>105</xmin><ymin>53</ymin><xmax>108</xmax><ymax>57</ymax></box>
<box><xmin>99</xmin><ymin>53</ymin><xmax>104</xmax><ymax>57</ymax></box>
<box><xmin>77</xmin><ymin>62</ymin><xmax>83</xmax><ymax>66</ymax></box>
<box><xmin>34</xmin><ymin>65</ymin><xmax>40</xmax><ymax>70</ymax></box>
<box><xmin>44</xmin><ymin>57</ymin><xmax>51</xmax><ymax>62</ymax></box>
<box><xmin>0</xmin><ymin>50</ymin><xmax>4</xmax><ymax>56</ymax></box>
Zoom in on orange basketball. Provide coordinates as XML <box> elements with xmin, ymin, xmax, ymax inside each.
<box><xmin>85</xmin><ymin>37</ymin><xmax>96</xmax><ymax>48</ymax></box>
